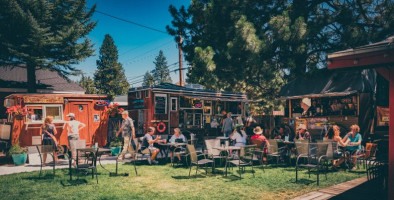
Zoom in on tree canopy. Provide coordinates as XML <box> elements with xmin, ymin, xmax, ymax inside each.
<box><xmin>0</xmin><ymin>0</ymin><xmax>97</xmax><ymax>92</ymax></box>
<box><xmin>94</xmin><ymin>34</ymin><xmax>129</xmax><ymax>100</ymax></box>
<box><xmin>152</xmin><ymin>50</ymin><xmax>172</xmax><ymax>84</ymax></box>
<box><xmin>142</xmin><ymin>71</ymin><xmax>155</xmax><ymax>87</ymax></box>
<box><xmin>167</xmin><ymin>0</ymin><xmax>393</xmax><ymax>113</ymax></box>
<box><xmin>78</xmin><ymin>75</ymin><xmax>97</xmax><ymax>94</ymax></box>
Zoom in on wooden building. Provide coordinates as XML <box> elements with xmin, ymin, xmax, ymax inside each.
<box><xmin>278</xmin><ymin>69</ymin><xmax>377</xmax><ymax>140</ymax></box>
<box><xmin>128</xmin><ymin>83</ymin><xmax>248</xmax><ymax>136</ymax></box>
<box><xmin>5</xmin><ymin>94</ymin><xmax>109</xmax><ymax>147</ymax></box>
<box><xmin>327</xmin><ymin>35</ymin><xmax>394</xmax><ymax>199</ymax></box>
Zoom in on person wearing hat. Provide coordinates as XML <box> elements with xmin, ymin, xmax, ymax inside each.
<box><xmin>251</xmin><ymin>126</ymin><xmax>269</xmax><ymax>162</ymax></box>
<box><xmin>295</xmin><ymin>124</ymin><xmax>311</xmax><ymax>141</ymax></box>
<box><xmin>116</xmin><ymin>111</ymin><xmax>135</xmax><ymax>160</ymax></box>
<box><xmin>229</xmin><ymin>124</ymin><xmax>247</xmax><ymax>147</ymax></box>
<box><xmin>64</xmin><ymin>113</ymin><xmax>86</xmax><ymax>165</ymax></box>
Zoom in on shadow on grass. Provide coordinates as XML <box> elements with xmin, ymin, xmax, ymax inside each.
<box><xmin>172</xmin><ymin>174</ymin><xmax>206</xmax><ymax>179</ymax></box>
<box><xmin>22</xmin><ymin>174</ymin><xmax>56</xmax><ymax>180</ymax></box>
<box><xmin>291</xmin><ymin>178</ymin><xmax>316</xmax><ymax>185</ymax></box>
<box><xmin>60</xmin><ymin>179</ymin><xmax>88</xmax><ymax>187</ymax></box>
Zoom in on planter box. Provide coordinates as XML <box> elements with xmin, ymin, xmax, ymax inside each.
<box><xmin>110</xmin><ymin>147</ymin><xmax>121</xmax><ymax>156</ymax></box>
<box><xmin>12</xmin><ymin>154</ymin><xmax>27</xmax><ymax>166</ymax></box>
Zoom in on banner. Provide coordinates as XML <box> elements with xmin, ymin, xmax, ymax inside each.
<box><xmin>377</xmin><ymin>106</ymin><xmax>389</xmax><ymax>126</ymax></box>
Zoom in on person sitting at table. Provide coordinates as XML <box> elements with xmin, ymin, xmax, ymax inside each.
<box><xmin>230</xmin><ymin>125</ymin><xmax>247</xmax><ymax>147</ymax></box>
<box><xmin>333</xmin><ymin>124</ymin><xmax>361</xmax><ymax>170</ymax></box>
<box><xmin>294</xmin><ymin>124</ymin><xmax>311</xmax><ymax>141</ymax></box>
<box><xmin>273</xmin><ymin>125</ymin><xmax>287</xmax><ymax>140</ymax></box>
<box><xmin>326</xmin><ymin>125</ymin><xmax>349</xmax><ymax>170</ymax></box>
<box><xmin>141</xmin><ymin>127</ymin><xmax>165</xmax><ymax>165</ymax></box>
<box><xmin>251</xmin><ymin>126</ymin><xmax>269</xmax><ymax>162</ymax></box>
<box><xmin>169</xmin><ymin>128</ymin><xmax>187</xmax><ymax>163</ymax></box>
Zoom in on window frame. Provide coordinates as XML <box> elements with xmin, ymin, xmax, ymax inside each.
<box><xmin>25</xmin><ymin>104</ymin><xmax>63</xmax><ymax>123</ymax></box>
<box><xmin>154</xmin><ymin>93</ymin><xmax>167</xmax><ymax>114</ymax></box>
<box><xmin>171</xmin><ymin>97</ymin><xmax>178</xmax><ymax>111</ymax></box>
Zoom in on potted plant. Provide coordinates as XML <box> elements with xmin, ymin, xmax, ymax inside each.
<box><xmin>8</xmin><ymin>143</ymin><xmax>28</xmax><ymax>166</ymax></box>
<box><xmin>109</xmin><ymin>138</ymin><xmax>122</xmax><ymax>156</ymax></box>
<box><xmin>6</xmin><ymin>105</ymin><xmax>31</xmax><ymax>120</ymax></box>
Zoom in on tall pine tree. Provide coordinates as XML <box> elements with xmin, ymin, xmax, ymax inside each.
<box><xmin>0</xmin><ymin>0</ymin><xmax>96</xmax><ymax>92</ymax></box>
<box><xmin>167</xmin><ymin>0</ymin><xmax>393</xmax><ymax>113</ymax></box>
<box><xmin>142</xmin><ymin>71</ymin><xmax>155</xmax><ymax>86</ymax></box>
<box><xmin>151</xmin><ymin>50</ymin><xmax>172</xmax><ymax>84</ymax></box>
<box><xmin>94</xmin><ymin>34</ymin><xmax>129</xmax><ymax>100</ymax></box>
<box><xmin>78</xmin><ymin>75</ymin><xmax>97</xmax><ymax>94</ymax></box>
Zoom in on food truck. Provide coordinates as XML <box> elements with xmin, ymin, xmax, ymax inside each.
<box><xmin>278</xmin><ymin>69</ymin><xmax>377</xmax><ymax>140</ymax></box>
<box><xmin>4</xmin><ymin>94</ymin><xmax>110</xmax><ymax>147</ymax></box>
<box><xmin>128</xmin><ymin>83</ymin><xmax>248</xmax><ymax>136</ymax></box>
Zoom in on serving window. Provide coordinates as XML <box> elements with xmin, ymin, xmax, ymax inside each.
<box><xmin>26</xmin><ymin>104</ymin><xmax>63</xmax><ymax>122</ymax></box>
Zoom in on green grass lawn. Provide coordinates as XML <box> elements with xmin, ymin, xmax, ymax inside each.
<box><xmin>0</xmin><ymin>162</ymin><xmax>366</xmax><ymax>200</ymax></box>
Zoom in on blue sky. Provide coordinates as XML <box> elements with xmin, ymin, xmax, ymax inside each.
<box><xmin>73</xmin><ymin>0</ymin><xmax>191</xmax><ymax>86</ymax></box>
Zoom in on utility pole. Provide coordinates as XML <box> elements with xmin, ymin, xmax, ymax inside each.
<box><xmin>178</xmin><ymin>34</ymin><xmax>183</xmax><ymax>86</ymax></box>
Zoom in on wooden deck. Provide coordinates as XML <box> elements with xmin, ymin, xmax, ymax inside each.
<box><xmin>291</xmin><ymin>176</ymin><xmax>367</xmax><ymax>200</ymax></box>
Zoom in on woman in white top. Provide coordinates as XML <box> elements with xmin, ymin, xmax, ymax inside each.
<box><xmin>230</xmin><ymin>125</ymin><xmax>247</xmax><ymax>147</ymax></box>
<box><xmin>169</xmin><ymin>128</ymin><xmax>187</xmax><ymax>162</ymax></box>
<box><xmin>64</xmin><ymin>113</ymin><xmax>86</xmax><ymax>165</ymax></box>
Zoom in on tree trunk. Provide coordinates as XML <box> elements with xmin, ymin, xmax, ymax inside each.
<box><xmin>27</xmin><ymin>62</ymin><xmax>37</xmax><ymax>93</ymax></box>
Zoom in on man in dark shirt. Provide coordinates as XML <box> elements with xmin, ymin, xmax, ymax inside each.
<box><xmin>141</xmin><ymin>127</ymin><xmax>165</xmax><ymax>164</ymax></box>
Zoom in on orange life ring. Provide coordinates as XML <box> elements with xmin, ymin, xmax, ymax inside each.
<box><xmin>157</xmin><ymin>122</ymin><xmax>166</xmax><ymax>133</ymax></box>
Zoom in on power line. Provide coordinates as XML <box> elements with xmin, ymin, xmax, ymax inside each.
<box><xmin>94</xmin><ymin>9</ymin><xmax>168</xmax><ymax>34</ymax></box>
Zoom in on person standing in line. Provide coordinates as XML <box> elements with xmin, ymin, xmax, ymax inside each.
<box><xmin>64</xmin><ymin>113</ymin><xmax>86</xmax><ymax>165</ymax></box>
<box><xmin>116</xmin><ymin>111</ymin><xmax>135</xmax><ymax>160</ymax></box>
<box><xmin>40</xmin><ymin>116</ymin><xmax>57</xmax><ymax>166</ymax></box>
<box><xmin>222</xmin><ymin>112</ymin><xmax>234</xmax><ymax>137</ymax></box>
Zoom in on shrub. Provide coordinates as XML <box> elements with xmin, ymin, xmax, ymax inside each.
<box><xmin>8</xmin><ymin>144</ymin><xmax>27</xmax><ymax>155</ymax></box>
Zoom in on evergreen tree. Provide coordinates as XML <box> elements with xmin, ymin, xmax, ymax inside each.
<box><xmin>78</xmin><ymin>75</ymin><xmax>97</xmax><ymax>94</ymax></box>
<box><xmin>94</xmin><ymin>34</ymin><xmax>129</xmax><ymax>100</ymax></box>
<box><xmin>0</xmin><ymin>0</ymin><xmax>97</xmax><ymax>92</ymax></box>
<box><xmin>142</xmin><ymin>71</ymin><xmax>155</xmax><ymax>86</ymax></box>
<box><xmin>167</xmin><ymin>0</ymin><xmax>393</xmax><ymax>113</ymax></box>
<box><xmin>151</xmin><ymin>50</ymin><xmax>172</xmax><ymax>84</ymax></box>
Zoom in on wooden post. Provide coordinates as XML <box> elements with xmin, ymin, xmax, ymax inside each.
<box><xmin>178</xmin><ymin>35</ymin><xmax>183</xmax><ymax>86</ymax></box>
<box><xmin>289</xmin><ymin>99</ymin><xmax>292</xmax><ymax>118</ymax></box>
<box><xmin>389</xmin><ymin>68</ymin><xmax>394</xmax><ymax>200</ymax></box>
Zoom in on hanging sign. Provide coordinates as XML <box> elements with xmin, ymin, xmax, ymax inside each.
<box><xmin>132</xmin><ymin>99</ymin><xmax>144</xmax><ymax>109</ymax></box>
<box><xmin>23</xmin><ymin>97</ymin><xmax>63</xmax><ymax>104</ymax></box>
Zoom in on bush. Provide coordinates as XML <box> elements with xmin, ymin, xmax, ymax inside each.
<box><xmin>109</xmin><ymin>138</ymin><xmax>122</xmax><ymax>147</ymax></box>
<box><xmin>8</xmin><ymin>144</ymin><xmax>27</xmax><ymax>155</ymax></box>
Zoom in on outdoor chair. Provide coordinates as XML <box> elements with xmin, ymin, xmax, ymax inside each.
<box><xmin>266</xmin><ymin>139</ymin><xmax>285</xmax><ymax>166</ymax></box>
<box><xmin>113</xmin><ymin>138</ymin><xmax>138</xmax><ymax>176</ymax></box>
<box><xmin>28</xmin><ymin>145</ymin><xmax>56</xmax><ymax>178</ymax></box>
<box><xmin>295</xmin><ymin>142</ymin><xmax>328</xmax><ymax>186</ymax></box>
<box><xmin>75</xmin><ymin>147</ymin><xmax>99</xmax><ymax>184</ymax></box>
<box><xmin>204</xmin><ymin>139</ymin><xmax>226</xmax><ymax>166</ymax></box>
<box><xmin>135</xmin><ymin>137</ymin><xmax>152</xmax><ymax>164</ymax></box>
<box><xmin>186</xmin><ymin>144</ymin><xmax>214</xmax><ymax>177</ymax></box>
<box><xmin>357</xmin><ymin>143</ymin><xmax>378</xmax><ymax>169</ymax></box>
<box><xmin>225</xmin><ymin>145</ymin><xmax>256</xmax><ymax>178</ymax></box>
<box><xmin>250</xmin><ymin>138</ymin><xmax>266</xmax><ymax>170</ymax></box>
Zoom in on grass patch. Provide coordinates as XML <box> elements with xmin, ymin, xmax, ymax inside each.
<box><xmin>0</xmin><ymin>163</ymin><xmax>365</xmax><ymax>200</ymax></box>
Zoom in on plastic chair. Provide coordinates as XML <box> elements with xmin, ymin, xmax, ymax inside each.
<box><xmin>296</xmin><ymin>142</ymin><xmax>328</xmax><ymax>185</ymax></box>
<box><xmin>186</xmin><ymin>144</ymin><xmax>214</xmax><ymax>177</ymax></box>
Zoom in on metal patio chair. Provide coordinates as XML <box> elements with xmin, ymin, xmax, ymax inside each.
<box><xmin>296</xmin><ymin>142</ymin><xmax>328</xmax><ymax>185</ymax></box>
<box><xmin>186</xmin><ymin>144</ymin><xmax>214</xmax><ymax>177</ymax></box>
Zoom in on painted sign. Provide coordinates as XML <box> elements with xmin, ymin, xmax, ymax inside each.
<box><xmin>377</xmin><ymin>106</ymin><xmax>389</xmax><ymax>126</ymax></box>
<box><xmin>23</xmin><ymin>97</ymin><xmax>63</xmax><ymax>104</ymax></box>
<box><xmin>132</xmin><ymin>99</ymin><xmax>144</xmax><ymax>109</ymax></box>
<box><xmin>155</xmin><ymin>94</ymin><xmax>167</xmax><ymax>114</ymax></box>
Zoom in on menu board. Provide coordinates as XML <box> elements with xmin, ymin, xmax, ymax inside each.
<box><xmin>155</xmin><ymin>94</ymin><xmax>167</xmax><ymax>114</ymax></box>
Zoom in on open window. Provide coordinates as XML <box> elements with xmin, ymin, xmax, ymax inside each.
<box><xmin>26</xmin><ymin>104</ymin><xmax>63</xmax><ymax>122</ymax></box>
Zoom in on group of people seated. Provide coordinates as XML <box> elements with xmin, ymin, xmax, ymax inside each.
<box><xmin>324</xmin><ymin>124</ymin><xmax>362</xmax><ymax>170</ymax></box>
